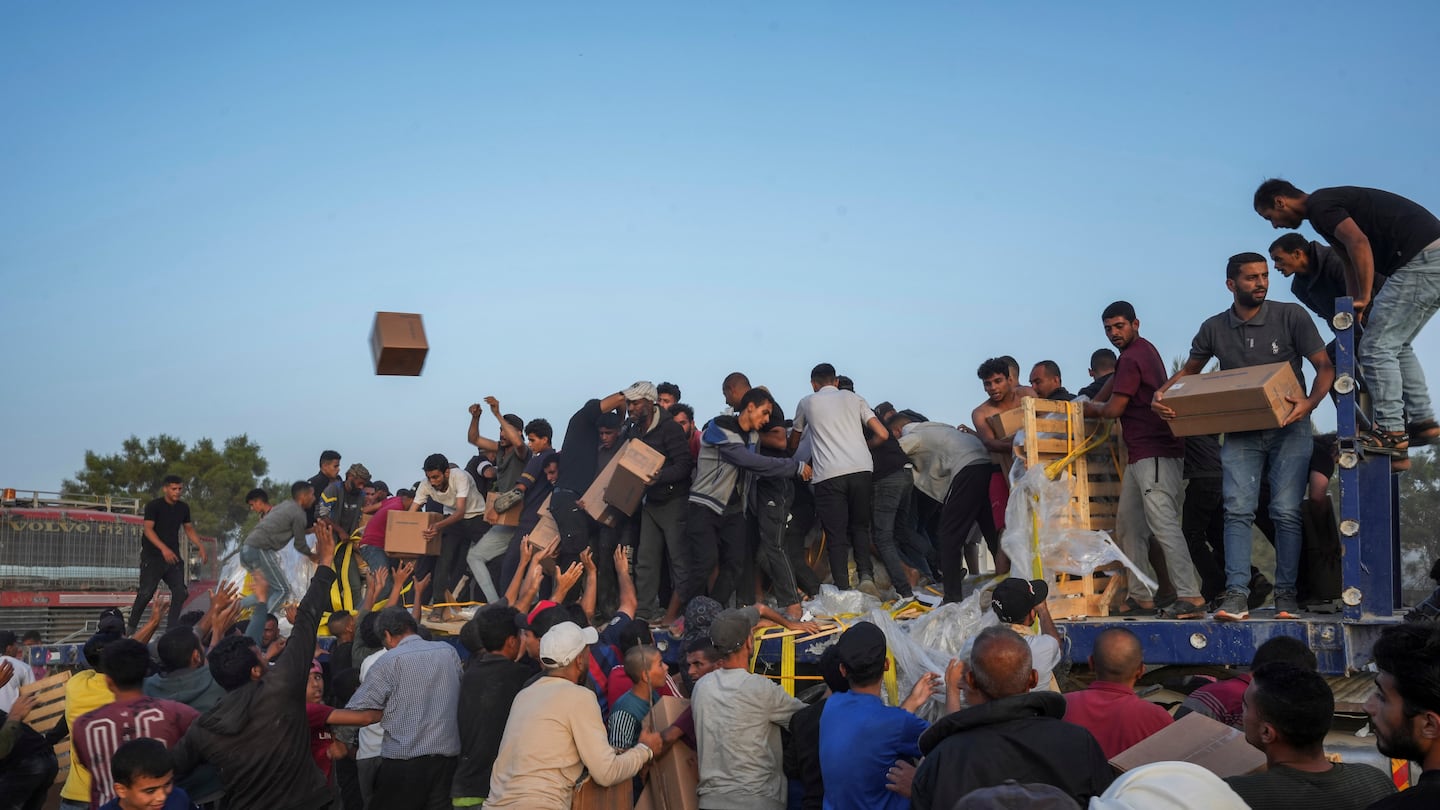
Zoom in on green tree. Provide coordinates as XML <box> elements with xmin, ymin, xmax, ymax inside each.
<box><xmin>64</xmin><ymin>434</ymin><xmax>270</xmax><ymax>542</ymax></box>
<box><xmin>1398</xmin><ymin>447</ymin><xmax>1440</xmax><ymax>601</ymax></box>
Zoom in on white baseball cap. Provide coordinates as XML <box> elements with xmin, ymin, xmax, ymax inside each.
<box><xmin>539</xmin><ymin>621</ymin><xmax>599</xmax><ymax>668</ymax></box>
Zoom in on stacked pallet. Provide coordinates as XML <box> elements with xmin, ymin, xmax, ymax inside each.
<box><xmin>18</xmin><ymin>669</ymin><xmax>71</xmax><ymax>784</ymax></box>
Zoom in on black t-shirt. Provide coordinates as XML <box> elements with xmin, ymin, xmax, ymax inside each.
<box><xmin>1183</xmin><ymin>435</ymin><xmax>1222</xmax><ymax>480</ymax></box>
<box><xmin>556</xmin><ymin>399</ymin><xmax>605</xmax><ymax>492</ymax></box>
<box><xmin>1307</xmin><ymin>186</ymin><xmax>1440</xmax><ymax>276</ymax></box>
<box><xmin>305</xmin><ymin>472</ymin><xmax>337</xmax><ymax>526</ymax></box>
<box><xmin>871</xmin><ymin>431</ymin><xmax>910</xmax><ymax>479</ymax></box>
<box><xmin>143</xmin><ymin>498</ymin><xmax>192</xmax><ymax>556</ymax></box>
<box><xmin>759</xmin><ymin>401</ymin><xmax>790</xmax><ymax>459</ymax></box>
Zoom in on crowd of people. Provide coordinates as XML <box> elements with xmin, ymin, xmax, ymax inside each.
<box><xmin>3</xmin><ymin>178</ymin><xmax>1440</xmax><ymax>808</ymax></box>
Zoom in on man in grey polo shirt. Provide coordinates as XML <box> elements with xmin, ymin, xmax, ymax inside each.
<box><xmin>790</xmin><ymin>363</ymin><xmax>890</xmax><ymax>594</ymax></box>
<box><xmin>1155</xmin><ymin>252</ymin><xmax>1334</xmax><ymax>621</ymax></box>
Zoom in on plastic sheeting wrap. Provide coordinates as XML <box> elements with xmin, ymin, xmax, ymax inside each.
<box><xmin>999</xmin><ymin>465</ymin><xmax>1157</xmax><ymax>594</ymax></box>
<box><xmin>802</xmin><ymin>584</ymin><xmax>882</xmax><ymax>617</ymax></box>
<box><xmin>861</xmin><ymin>608</ymin><xmax>951</xmax><ymax>723</ymax></box>
<box><xmin>217</xmin><ymin>535</ymin><xmax>319</xmax><ymax>608</ymax></box>
<box><xmin>906</xmin><ymin>593</ymin><xmax>996</xmax><ymax>659</ymax></box>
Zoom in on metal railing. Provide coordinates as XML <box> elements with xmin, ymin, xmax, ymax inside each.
<box><xmin>1</xmin><ymin>489</ymin><xmax>143</xmax><ymax>515</ymax></box>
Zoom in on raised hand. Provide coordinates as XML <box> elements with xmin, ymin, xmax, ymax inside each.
<box><xmin>469</xmin><ymin>403</ymin><xmax>483</xmax><ymax>418</ymax></box>
<box><xmin>580</xmin><ymin>547</ymin><xmax>596</xmax><ymax>573</ymax></box>
<box><xmin>394</xmin><ymin>560</ymin><xmax>416</xmax><ymax>588</ymax></box>
<box><xmin>552</xmin><ymin>562</ymin><xmax>584</xmax><ymax>602</ymax></box>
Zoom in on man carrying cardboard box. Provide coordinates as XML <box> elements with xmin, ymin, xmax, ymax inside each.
<box><xmin>622</xmin><ymin>381</ymin><xmax>696</xmax><ymax>623</ymax></box>
<box><xmin>1085</xmin><ymin>300</ymin><xmax>1205</xmax><ymax>619</ymax></box>
<box><xmin>1154</xmin><ymin>252</ymin><xmax>1334</xmax><ymax>622</ymax></box>
<box><xmin>410</xmin><ymin>453</ymin><xmax>488</xmax><ymax>605</ymax></box>
<box><xmin>550</xmin><ymin>390</ymin><xmax>631</xmax><ymax>608</ymax></box>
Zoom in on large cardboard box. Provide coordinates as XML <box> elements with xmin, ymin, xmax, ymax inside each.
<box><xmin>572</xmin><ymin>776</ymin><xmax>633</xmax><ymax>810</ymax></box>
<box><xmin>1161</xmin><ymin>362</ymin><xmax>1303</xmax><ymax>437</ymax></box>
<box><xmin>986</xmin><ymin>406</ymin><xmax>1026</xmax><ymax>442</ymax></box>
<box><xmin>1109</xmin><ymin>711</ymin><xmax>1266</xmax><ymax>778</ymax></box>
<box><xmin>581</xmin><ymin>440</ymin><xmax>665</xmax><ymax>525</ymax></box>
<box><xmin>645</xmin><ymin>696</ymin><xmax>699</xmax><ymax>810</ymax></box>
<box><xmin>384</xmin><ymin>510</ymin><xmax>441</xmax><ymax>557</ymax></box>
<box><xmin>484</xmin><ymin>491</ymin><xmax>521</xmax><ymax>527</ymax></box>
<box><xmin>525</xmin><ymin>496</ymin><xmax>561</xmax><ymax>555</ymax></box>
<box><xmin>370</xmin><ymin>311</ymin><xmax>429</xmax><ymax>376</ymax></box>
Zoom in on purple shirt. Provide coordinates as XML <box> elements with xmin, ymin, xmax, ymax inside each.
<box><xmin>1113</xmin><ymin>335</ymin><xmax>1185</xmax><ymax>462</ymax></box>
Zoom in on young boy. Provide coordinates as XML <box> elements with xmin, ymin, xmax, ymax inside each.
<box><xmin>607</xmin><ymin>644</ymin><xmax>667</xmax><ymax>749</ymax></box>
<box><xmin>100</xmin><ymin>738</ymin><xmax>194</xmax><ymax>810</ymax></box>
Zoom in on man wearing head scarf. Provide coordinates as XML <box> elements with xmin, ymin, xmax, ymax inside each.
<box><xmin>621</xmin><ymin>381</ymin><xmax>696</xmax><ymax>622</ymax></box>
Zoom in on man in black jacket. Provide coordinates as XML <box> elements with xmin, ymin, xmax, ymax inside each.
<box><xmin>908</xmin><ymin>626</ymin><xmax>1112</xmax><ymax>809</ymax></box>
<box><xmin>623</xmin><ymin>381</ymin><xmax>695</xmax><ymax>622</ymax></box>
<box><xmin>171</xmin><ymin>524</ymin><xmax>379</xmax><ymax>810</ymax></box>
<box><xmin>451</xmin><ymin>605</ymin><xmax>532</xmax><ymax>806</ymax></box>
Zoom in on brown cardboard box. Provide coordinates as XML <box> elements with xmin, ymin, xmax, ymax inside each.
<box><xmin>645</xmin><ymin>696</ymin><xmax>699</xmax><ymax>810</ymax></box>
<box><xmin>1161</xmin><ymin>362</ymin><xmax>1303</xmax><ymax>437</ymax></box>
<box><xmin>1109</xmin><ymin>711</ymin><xmax>1266</xmax><ymax>778</ymax></box>
<box><xmin>572</xmin><ymin>775</ymin><xmax>633</xmax><ymax>810</ymax></box>
<box><xmin>986</xmin><ymin>406</ymin><xmax>1026</xmax><ymax>441</ymax></box>
<box><xmin>525</xmin><ymin>496</ymin><xmax>560</xmax><ymax>555</ymax></box>
<box><xmin>581</xmin><ymin>440</ymin><xmax>665</xmax><ymax>524</ymax></box>
<box><xmin>384</xmin><ymin>510</ymin><xmax>441</xmax><ymax>557</ymax></box>
<box><xmin>370</xmin><ymin>311</ymin><xmax>429</xmax><ymax>376</ymax></box>
<box><xmin>484</xmin><ymin>491</ymin><xmax>521</xmax><ymax>527</ymax></box>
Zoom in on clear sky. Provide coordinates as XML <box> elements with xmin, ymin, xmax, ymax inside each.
<box><xmin>4</xmin><ymin>2</ymin><xmax>1440</xmax><ymax>494</ymax></box>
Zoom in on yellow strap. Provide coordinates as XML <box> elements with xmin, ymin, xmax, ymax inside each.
<box><xmin>883</xmin><ymin>650</ymin><xmax>899</xmax><ymax>704</ymax></box>
<box><xmin>329</xmin><ymin>542</ymin><xmax>357</xmax><ymax>613</ymax></box>
<box><xmin>780</xmin><ymin>635</ymin><xmax>796</xmax><ymax>696</ymax></box>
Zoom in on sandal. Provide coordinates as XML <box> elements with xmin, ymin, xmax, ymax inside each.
<box><xmin>1157</xmin><ymin>600</ymin><xmax>1207</xmax><ymax>620</ymax></box>
<box><xmin>1360</xmin><ymin>428</ymin><xmax>1409</xmax><ymax>455</ymax></box>
<box><xmin>1117</xmin><ymin>596</ymin><xmax>1158</xmax><ymax>617</ymax></box>
<box><xmin>1407</xmin><ymin>419</ymin><xmax>1440</xmax><ymax>447</ymax></box>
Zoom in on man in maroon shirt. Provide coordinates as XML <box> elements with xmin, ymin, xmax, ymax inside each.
<box><xmin>73</xmin><ymin>639</ymin><xmax>199</xmax><ymax>808</ymax></box>
<box><xmin>1063</xmin><ymin>628</ymin><xmax>1172</xmax><ymax>759</ymax></box>
<box><xmin>1085</xmin><ymin>300</ymin><xmax>1204</xmax><ymax>619</ymax></box>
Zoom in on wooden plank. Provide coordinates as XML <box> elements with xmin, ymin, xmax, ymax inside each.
<box><xmin>1086</xmin><ymin>481</ymin><xmax>1123</xmax><ymax>497</ymax></box>
<box><xmin>18</xmin><ymin>670</ymin><xmax>70</xmax><ymax>733</ymax></box>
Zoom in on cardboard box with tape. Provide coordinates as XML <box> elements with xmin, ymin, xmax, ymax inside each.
<box><xmin>1161</xmin><ymin>362</ymin><xmax>1303</xmax><ymax>437</ymax></box>
<box><xmin>581</xmin><ymin>440</ymin><xmax>665</xmax><ymax>527</ymax></box>
<box><xmin>644</xmin><ymin>695</ymin><xmax>699</xmax><ymax>810</ymax></box>
<box><xmin>384</xmin><ymin>510</ymin><xmax>441</xmax><ymax>557</ymax></box>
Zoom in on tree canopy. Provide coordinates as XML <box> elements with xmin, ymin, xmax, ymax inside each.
<box><xmin>63</xmin><ymin>434</ymin><xmax>276</xmax><ymax>541</ymax></box>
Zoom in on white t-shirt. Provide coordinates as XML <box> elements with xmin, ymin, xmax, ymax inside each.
<box><xmin>357</xmin><ymin>648</ymin><xmax>389</xmax><ymax>759</ymax></box>
<box><xmin>414</xmin><ymin>468</ymin><xmax>485</xmax><ymax>520</ymax></box>
<box><xmin>0</xmin><ymin>654</ymin><xmax>36</xmax><ymax>712</ymax></box>
<box><xmin>792</xmin><ymin>386</ymin><xmax>877</xmax><ymax>483</ymax></box>
<box><xmin>1007</xmin><ymin>624</ymin><xmax>1062</xmax><ymax>692</ymax></box>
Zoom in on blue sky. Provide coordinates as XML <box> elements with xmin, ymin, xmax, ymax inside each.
<box><xmin>4</xmin><ymin>2</ymin><xmax>1440</xmax><ymax>495</ymax></box>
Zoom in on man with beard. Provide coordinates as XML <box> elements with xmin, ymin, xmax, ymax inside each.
<box><xmin>1364</xmin><ymin>623</ymin><xmax>1440</xmax><ymax>807</ymax></box>
<box><xmin>1154</xmin><ymin>253</ymin><xmax>1333</xmax><ymax>622</ymax></box>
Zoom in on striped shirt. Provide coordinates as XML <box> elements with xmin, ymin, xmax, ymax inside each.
<box><xmin>347</xmin><ymin>633</ymin><xmax>462</xmax><ymax>758</ymax></box>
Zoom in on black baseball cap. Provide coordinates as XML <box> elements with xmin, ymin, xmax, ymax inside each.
<box><xmin>833</xmin><ymin>621</ymin><xmax>887</xmax><ymax>673</ymax></box>
<box><xmin>991</xmin><ymin>578</ymin><xmax>1049</xmax><ymax>624</ymax></box>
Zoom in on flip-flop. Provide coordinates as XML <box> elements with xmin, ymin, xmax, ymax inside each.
<box><xmin>1117</xmin><ymin>596</ymin><xmax>1158</xmax><ymax>617</ymax></box>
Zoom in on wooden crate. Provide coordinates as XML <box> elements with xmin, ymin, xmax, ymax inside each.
<box><xmin>1013</xmin><ymin>398</ymin><xmax>1124</xmax><ymax>532</ymax></box>
<box><xmin>1046</xmin><ymin>570</ymin><xmax>1120</xmax><ymax>620</ymax></box>
<box><xmin>18</xmin><ymin>670</ymin><xmax>72</xmax><ymax>783</ymax></box>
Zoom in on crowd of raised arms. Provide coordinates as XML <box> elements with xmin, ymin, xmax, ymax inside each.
<box><xmin>4</xmin><ymin>178</ymin><xmax>1440</xmax><ymax>809</ymax></box>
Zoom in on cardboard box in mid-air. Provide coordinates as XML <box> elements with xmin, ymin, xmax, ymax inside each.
<box><xmin>581</xmin><ymin>440</ymin><xmax>665</xmax><ymax>527</ymax></box>
<box><xmin>1161</xmin><ymin>362</ymin><xmax>1303</xmax><ymax>437</ymax></box>
<box><xmin>370</xmin><ymin>312</ymin><xmax>428</xmax><ymax>376</ymax></box>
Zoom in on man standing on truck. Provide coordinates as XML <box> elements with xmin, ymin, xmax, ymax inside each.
<box><xmin>129</xmin><ymin>475</ymin><xmax>208</xmax><ymax>633</ymax></box>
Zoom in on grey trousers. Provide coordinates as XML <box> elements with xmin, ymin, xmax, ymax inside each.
<box><xmin>1116</xmin><ymin>455</ymin><xmax>1201</xmax><ymax>601</ymax></box>
<box><xmin>635</xmin><ymin>495</ymin><xmax>688</xmax><ymax>617</ymax></box>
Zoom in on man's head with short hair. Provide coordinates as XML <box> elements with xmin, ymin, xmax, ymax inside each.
<box><xmin>262</xmin><ymin>614</ymin><xmax>280</xmax><ymax>646</ymax></box>
<box><xmin>102</xmin><ymin>638</ymin><xmax>152</xmax><ymax>693</ymax></box>
<box><xmin>290</xmin><ymin>480</ymin><xmax>315</xmax><ymax>509</ymax></box>
<box><xmin>977</xmin><ymin>357</ymin><xmax>1013</xmax><ymax>404</ymax></box>
<box><xmin>657</xmin><ymin>382</ymin><xmax>682</xmax><ymax>410</ymax></box>
<box><xmin>837</xmin><ymin>375</ymin><xmax>855</xmax><ymax>392</ymax></box>
<box><xmin>685</xmin><ymin>640</ymin><xmax>722</xmax><ymax>685</ymax></box>
<box><xmin>376</xmin><ymin>606</ymin><xmax>419</xmax><ymax>648</ymax></box>
<box><xmin>669</xmin><ymin>402</ymin><xmax>695</xmax><ymax>436</ymax></box>
<box><xmin>1225</xmin><ymin>251</ymin><xmax>1270</xmax><ymax>308</ymax></box>
<box><xmin>623</xmin><ymin>643</ymin><xmax>664</xmax><ymax>688</ymax></box>
<box><xmin>598</xmin><ymin>411</ymin><xmax>623</xmax><ymax>449</ymax></box>
<box><xmin>20</xmin><ymin>629</ymin><xmax>41</xmax><ymax>645</ymax></box>
<box><xmin>110</xmin><ymin>737</ymin><xmax>177</xmax><ymax>810</ymax></box>
<box><xmin>1366</xmin><ymin>622</ymin><xmax>1440</xmax><ymax>766</ymax></box>
<box><xmin>810</xmin><ymin>363</ymin><xmax>838</xmax><ymax>390</ymax></box>
<box><xmin>1268</xmin><ymin>232</ymin><xmax>1312</xmax><ymax>278</ymax></box>
<box><xmin>1251</xmin><ymin>635</ymin><xmax>1318</xmax><ymax>671</ymax></box>
<box><xmin>722</xmin><ymin>372</ymin><xmax>751</xmax><ymax>409</ymax></box>
<box><xmin>160</xmin><ymin>475</ymin><xmax>183</xmax><ymax>503</ymax></box>
<box><xmin>1244</xmin><ymin>661</ymin><xmax>1334</xmax><ymax>756</ymax></box>
<box><xmin>1090</xmin><ymin>628</ymin><xmax>1144</xmax><ymax>685</ymax></box>
<box><xmin>156</xmin><ymin>626</ymin><xmax>203</xmax><ymax>674</ymax></box>
<box><xmin>0</xmin><ymin>631</ymin><xmax>18</xmax><ymax>658</ymax></box>
<box><xmin>245</xmin><ymin>488</ymin><xmax>270</xmax><ymax>513</ymax></box>
<box><xmin>966</xmin><ymin>626</ymin><xmax>1037</xmax><ymax>702</ymax></box>
<box><xmin>1101</xmin><ymin>300</ymin><xmax>1141</xmax><ymax>351</ymax></box>
<box><xmin>470</xmin><ymin>605</ymin><xmax>524</xmax><ymax>658</ymax></box>
<box><xmin>319</xmin><ymin>450</ymin><xmax>342</xmax><ymax>479</ymax></box>
<box><xmin>327</xmin><ymin>610</ymin><xmax>354</xmax><ymax>642</ymax></box>
<box><xmin>736</xmin><ymin>387</ymin><xmax>777</xmax><ymax>433</ymax></box>
<box><xmin>1028</xmin><ymin>360</ymin><xmax>1064</xmax><ymax>398</ymax></box>
<box><xmin>1089</xmin><ymin>348</ymin><xmax>1117</xmax><ymax>377</ymax></box>
<box><xmin>1254</xmin><ymin>178</ymin><xmax>1307</xmax><ymax>229</ymax></box>
<box><xmin>209</xmin><ymin>635</ymin><xmax>263</xmax><ymax>691</ymax></box>
<box><xmin>525</xmin><ymin>418</ymin><xmax>554</xmax><ymax>453</ymax></box>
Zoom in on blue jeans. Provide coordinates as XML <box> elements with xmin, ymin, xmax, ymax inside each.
<box><xmin>871</xmin><ymin>468</ymin><xmax>917</xmax><ymax>597</ymax></box>
<box><xmin>238</xmin><ymin>544</ymin><xmax>291</xmax><ymax>616</ymax></box>
<box><xmin>1360</xmin><ymin>242</ymin><xmax>1440</xmax><ymax>432</ymax></box>
<box><xmin>1220</xmin><ymin>418</ymin><xmax>1312</xmax><ymax>594</ymax></box>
